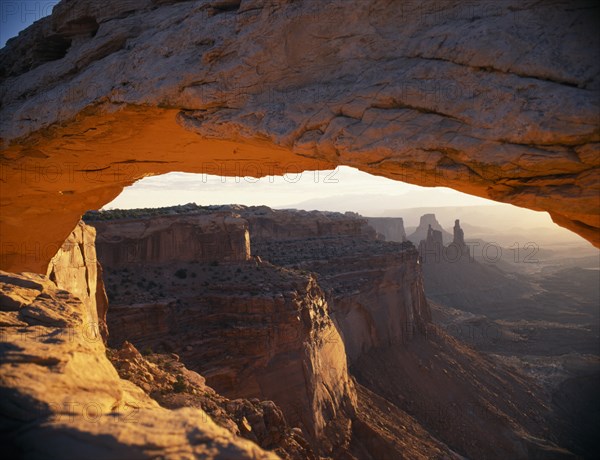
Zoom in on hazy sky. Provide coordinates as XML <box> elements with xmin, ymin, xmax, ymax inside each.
<box><xmin>104</xmin><ymin>167</ymin><xmax>494</xmax><ymax>210</ymax></box>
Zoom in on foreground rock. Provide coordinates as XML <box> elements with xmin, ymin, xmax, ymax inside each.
<box><xmin>1</xmin><ymin>0</ymin><xmax>599</xmax><ymax>273</ymax></box>
<box><xmin>0</xmin><ymin>271</ymin><xmax>278</xmax><ymax>459</ymax></box>
<box><xmin>108</xmin><ymin>341</ymin><xmax>316</xmax><ymax>459</ymax></box>
<box><xmin>46</xmin><ymin>220</ymin><xmax>109</xmax><ymax>341</ymax></box>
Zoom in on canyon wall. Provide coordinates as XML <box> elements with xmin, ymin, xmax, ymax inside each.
<box><xmin>2</xmin><ymin>208</ymin><xmax>577</xmax><ymax>458</ymax></box>
<box><xmin>102</xmin><ymin>262</ymin><xmax>357</xmax><ymax>453</ymax></box>
<box><xmin>232</xmin><ymin>207</ymin><xmax>431</xmax><ymax>362</ymax></box>
<box><xmin>88</xmin><ymin>209</ymin><xmax>358</xmax><ymax>454</ymax></box>
<box><xmin>91</xmin><ymin>212</ymin><xmax>251</xmax><ymax>267</ymax></box>
<box><xmin>240</xmin><ymin>206</ymin><xmax>376</xmax><ymax>241</ymax></box>
<box><xmin>1</xmin><ymin>0</ymin><xmax>599</xmax><ymax>274</ymax></box>
<box><xmin>94</xmin><ymin>205</ymin><xmax>432</xmax><ymax>363</ymax></box>
<box><xmin>311</xmin><ymin>251</ymin><xmax>430</xmax><ymax>361</ymax></box>
<box><xmin>366</xmin><ymin>217</ymin><xmax>407</xmax><ymax>242</ymax></box>
<box><xmin>89</xmin><ymin>205</ymin><xmax>434</xmax><ymax>452</ymax></box>
<box><xmin>90</xmin><ymin>206</ymin><xmax>571</xmax><ymax>458</ymax></box>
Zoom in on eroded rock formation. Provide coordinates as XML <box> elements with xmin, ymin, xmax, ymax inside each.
<box><xmin>92</xmin><ymin>211</ymin><xmax>251</xmax><ymax>267</ymax></box>
<box><xmin>234</xmin><ymin>206</ymin><xmax>431</xmax><ymax>361</ymax></box>
<box><xmin>1</xmin><ymin>0</ymin><xmax>599</xmax><ymax>274</ymax></box>
<box><xmin>103</xmin><ymin>261</ymin><xmax>357</xmax><ymax>454</ymax></box>
<box><xmin>409</xmin><ymin>213</ymin><xmax>453</xmax><ymax>246</ymax></box>
<box><xmin>417</xmin><ymin>214</ymin><xmax>530</xmax><ymax>309</ymax></box>
<box><xmin>87</xmin><ymin>205</ymin><xmax>575</xmax><ymax>458</ymax></box>
<box><xmin>88</xmin><ymin>208</ymin><xmax>357</xmax><ymax>454</ymax></box>
<box><xmin>88</xmin><ymin>205</ymin><xmax>433</xmax><ymax>453</ymax></box>
<box><xmin>2</xmin><ymin>209</ymin><xmax>580</xmax><ymax>458</ymax></box>
<box><xmin>0</xmin><ymin>219</ymin><xmax>317</xmax><ymax>459</ymax></box>
<box><xmin>45</xmin><ymin>220</ymin><xmax>109</xmax><ymax>341</ymax></box>
<box><xmin>107</xmin><ymin>341</ymin><xmax>317</xmax><ymax>459</ymax></box>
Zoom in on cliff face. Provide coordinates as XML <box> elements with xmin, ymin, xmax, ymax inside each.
<box><xmin>98</xmin><ymin>257</ymin><xmax>357</xmax><ymax>454</ymax></box>
<box><xmin>231</xmin><ymin>207</ymin><xmax>431</xmax><ymax>362</ymax></box>
<box><xmin>107</xmin><ymin>341</ymin><xmax>317</xmax><ymax>459</ymax></box>
<box><xmin>317</xmin><ymin>251</ymin><xmax>430</xmax><ymax>362</ymax></box>
<box><xmin>46</xmin><ymin>220</ymin><xmax>109</xmax><ymax>341</ymax></box>
<box><xmin>242</xmin><ymin>206</ymin><xmax>376</xmax><ymax>241</ymax></box>
<box><xmin>90</xmin><ymin>206</ymin><xmax>432</xmax><ymax>452</ymax></box>
<box><xmin>366</xmin><ymin>217</ymin><xmax>407</xmax><ymax>242</ymax></box>
<box><xmin>1</xmin><ymin>0</ymin><xmax>598</xmax><ymax>274</ymax></box>
<box><xmin>92</xmin><ymin>212</ymin><xmax>251</xmax><ymax>268</ymax></box>
<box><xmin>2</xmin><ymin>206</ymin><xmax>577</xmax><ymax>458</ymax></box>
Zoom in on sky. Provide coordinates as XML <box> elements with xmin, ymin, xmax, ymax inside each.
<box><xmin>102</xmin><ymin>167</ymin><xmax>597</xmax><ymax>248</ymax></box>
<box><xmin>102</xmin><ymin>167</ymin><xmax>575</xmax><ymax>234</ymax></box>
<box><xmin>0</xmin><ymin>0</ymin><xmax>58</xmax><ymax>47</ymax></box>
<box><xmin>104</xmin><ymin>167</ymin><xmax>495</xmax><ymax>210</ymax></box>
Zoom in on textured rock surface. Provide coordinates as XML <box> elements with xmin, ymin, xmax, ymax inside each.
<box><xmin>96</xmin><ymin>254</ymin><xmax>357</xmax><ymax>454</ymax></box>
<box><xmin>0</xmin><ymin>271</ymin><xmax>278</xmax><ymax>459</ymax></box>
<box><xmin>1</xmin><ymin>0</ymin><xmax>599</xmax><ymax>273</ymax></box>
<box><xmin>92</xmin><ymin>212</ymin><xmax>251</xmax><ymax>267</ymax></box>
<box><xmin>108</xmin><ymin>341</ymin><xmax>317</xmax><ymax>459</ymax></box>
<box><xmin>237</xmin><ymin>206</ymin><xmax>431</xmax><ymax>361</ymax></box>
<box><xmin>46</xmin><ymin>220</ymin><xmax>108</xmax><ymax>341</ymax></box>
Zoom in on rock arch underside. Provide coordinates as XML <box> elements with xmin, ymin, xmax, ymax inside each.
<box><xmin>0</xmin><ymin>0</ymin><xmax>599</xmax><ymax>274</ymax></box>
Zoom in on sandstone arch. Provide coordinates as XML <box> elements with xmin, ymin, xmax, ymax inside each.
<box><xmin>1</xmin><ymin>0</ymin><xmax>598</xmax><ymax>273</ymax></box>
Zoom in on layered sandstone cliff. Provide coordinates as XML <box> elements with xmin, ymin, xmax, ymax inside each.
<box><xmin>90</xmin><ymin>211</ymin><xmax>251</xmax><ymax>267</ymax></box>
<box><xmin>88</xmin><ymin>205</ymin><xmax>433</xmax><ymax>453</ymax></box>
<box><xmin>88</xmin><ymin>205</ymin><xmax>576</xmax><ymax>458</ymax></box>
<box><xmin>2</xmin><ymin>207</ymin><xmax>578</xmax><ymax>458</ymax></box>
<box><xmin>227</xmin><ymin>206</ymin><xmax>431</xmax><ymax>362</ymax></box>
<box><xmin>0</xmin><ymin>0</ymin><xmax>598</xmax><ymax>275</ymax></box>
<box><xmin>0</xmin><ymin>220</ymin><xmax>319</xmax><ymax>459</ymax></box>
<box><xmin>101</xmin><ymin>259</ymin><xmax>357</xmax><ymax>454</ymax></box>
<box><xmin>87</xmin><ymin>208</ymin><xmax>358</xmax><ymax>454</ymax></box>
